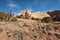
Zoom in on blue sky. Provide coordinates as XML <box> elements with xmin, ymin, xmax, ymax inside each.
<box><xmin>0</xmin><ymin>0</ymin><xmax>60</xmax><ymax>15</ymax></box>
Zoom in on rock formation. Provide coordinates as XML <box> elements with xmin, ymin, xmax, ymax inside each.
<box><xmin>47</xmin><ymin>10</ymin><xmax>60</xmax><ymax>21</ymax></box>
<box><xmin>17</xmin><ymin>10</ymin><xmax>31</xmax><ymax>19</ymax></box>
<box><xmin>17</xmin><ymin>10</ymin><xmax>50</xmax><ymax>20</ymax></box>
<box><xmin>31</xmin><ymin>11</ymin><xmax>50</xmax><ymax>19</ymax></box>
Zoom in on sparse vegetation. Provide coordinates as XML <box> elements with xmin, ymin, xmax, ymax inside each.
<box><xmin>0</xmin><ymin>12</ymin><xmax>13</xmax><ymax>21</ymax></box>
<box><xmin>0</xmin><ymin>19</ymin><xmax>59</xmax><ymax>40</ymax></box>
<box><xmin>16</xmin><ymin>14</ymin><xmax>23</xmax><ymax>18</ymax></box>
<box><xmin>31</xmin><ymin>17</ymin><xmax>41</xmax><ymax>22</ymax></box>
<box><xmin>10</xmin><ymin>17</ymin><xmax>17</xmax><ymax>22</ymax></box>
<box><xmin>32</xmin><ymin>17</ymin><xmax>39</xmax><ymax>20</ymax></box>
<box><xmin>41</xmin><ymin>17</ymin><xmax>53</xmax><ymax>23</ymax></box>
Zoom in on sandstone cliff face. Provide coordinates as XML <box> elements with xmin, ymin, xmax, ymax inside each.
<box><xmin>0</xmin><ymin>19</ymin><xmax>60</xmax><ymax>40</ymax></box>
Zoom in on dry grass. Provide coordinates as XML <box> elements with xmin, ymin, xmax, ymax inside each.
<box><xmin>0</xmin><ymin>19</ymin><xmax>60</xmax><ymax>40</ymax></box>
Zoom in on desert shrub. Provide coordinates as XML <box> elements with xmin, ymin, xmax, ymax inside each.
<box><xmin>31</xmin><ymin>17</ymin><xmax>41</xmax><ymax>22</ymax></box>
<box><xmin>16</xmin><ymin>14</ymin><xmax>22</xmax><ymax>18</ymax></box>
<box><xmin>10</xmin><ymin>17</ymin><xmax>17</xmax><ymax>22</ymax></box>
<box><xmin>32</xmin><ymin>17</ymin><xmax>38</xmax><ymax>20</ymax></box>
<box><xmin>31</xmin><ymin>17</ymin><xmax>41</xmax><ymax>20</ymax></box>
<box><xmin>0</xmin><ymin>12</ymin><xmax>13</xmax><ymax>21</ymax></box>
<box><xmin>41</xmin><ymin>17</ymin><xmax>53</xmax><ymax>23</ymax></box>
<box><xmin>16</xmin><ymin>16</ymin><xmax>21</xmax><ymax>18</ymax></box>
<box><xmin>0</xmin><ymin>29</ymin><xmax>3</xmax><ymax>33</ymax></box>
<box><xmin>0</xmin><ymin>12</ymin><xmax>7</xmax><ymax>21</ymax></box>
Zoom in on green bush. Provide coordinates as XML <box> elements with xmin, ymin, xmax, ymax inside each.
<box><xmin>10</xmin><ymin>17</ymin><xmax>17</xmax><ymax>22</ymax></box>
<box><xmin>41</xmin><ymin>17</ymin><xmax>53</xmax><ymax>23</ymax></box>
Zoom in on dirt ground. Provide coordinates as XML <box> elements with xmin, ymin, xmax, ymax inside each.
<box><xmin>0</xmin><ymin>19</ymin><xmax>60</xmax><ymax>40</ymax></box>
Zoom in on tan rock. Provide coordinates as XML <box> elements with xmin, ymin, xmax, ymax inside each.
<box><xmin>31</xmin><ymin>11</ymin><xmax>50</xmax><ymax>19</ymax></box>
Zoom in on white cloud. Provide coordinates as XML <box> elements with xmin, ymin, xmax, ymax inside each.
<box><xmin>7</xmin><ymin>3</ymin><xmax>16</xmax><ymax>8</ymax></box>
<box><xmin>27</xmin><ymin>8</ymin><xmax>33</xmax><ymax>12</ymax></box>
<box><xmin>6</xmin><ymin>0</ymin><xmax>20</xmax><ymax>9</ymax></box>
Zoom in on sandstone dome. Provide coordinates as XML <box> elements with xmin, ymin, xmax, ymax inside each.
<box><xmin>31</xmin><ymin>11</ymin><xmax>50</xmax><ymax>19</ymax></box>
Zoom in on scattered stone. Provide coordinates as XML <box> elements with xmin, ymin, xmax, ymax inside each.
<box><xmin>0</xmin><ymin>19</ymin><xmax>59</xmax><ymax>40</ymax></box>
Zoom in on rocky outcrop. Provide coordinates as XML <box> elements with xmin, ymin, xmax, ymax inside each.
<box><xmin>0</xmin><ymin>19</ymin><xmax>60</xmax><ymax>40</ymax></box>
<box><xmin>31</xmin><ymin>12</ymin><xmax>50</xmax><ymax>19</ymax></box>
<box><xmin>17</xmin><ymin>10</ymin><xmax>50</xmax><ymax>19</ymax></box>
<box><xmin>47</xmin><ymin>10</ymin><xmax>60</xmax><ymax>21</ymax></box>
<box><xmin>17</xmin><ymin>10</ymin><xmax>31</xmax><ymax>19</ymax></box>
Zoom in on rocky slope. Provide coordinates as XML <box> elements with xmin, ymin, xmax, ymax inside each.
<box><xmin>0</xmin><ymin>19</ymin><xmax>60</xmax><ymax>40</ymax></box>
<box><xmin>47</xmin><ymin>10</ymin><xmax>60</xmax><ymax>21</ymax></box>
